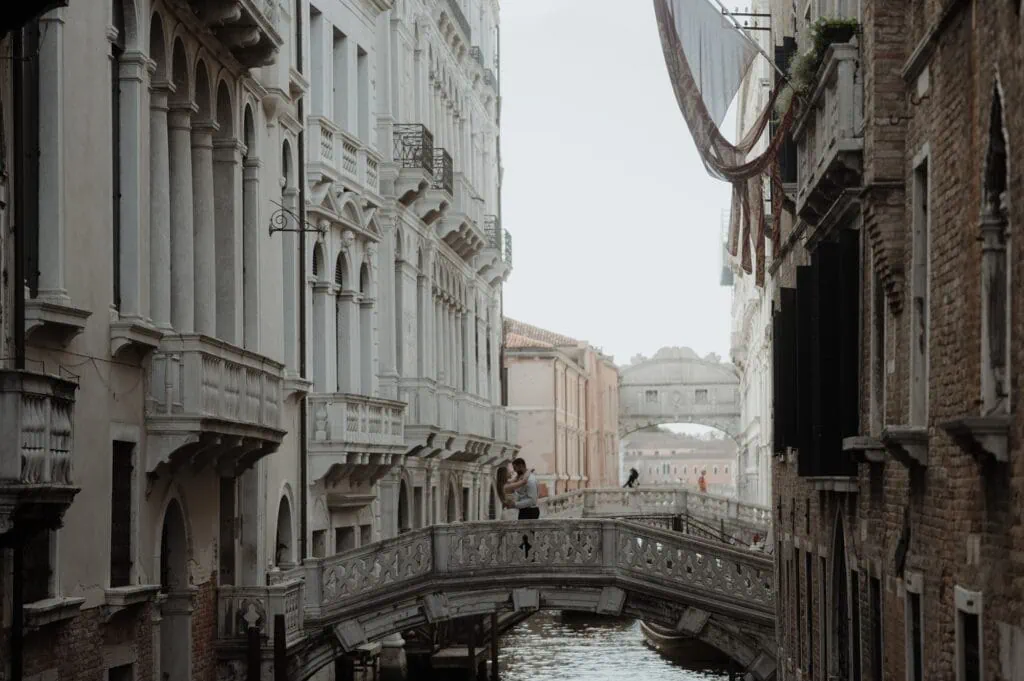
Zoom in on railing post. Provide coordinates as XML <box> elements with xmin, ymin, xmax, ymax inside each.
<box><xmin>432</xmin><ymin>526</ymin><xmax>449</xmax><ymax>575</ymax></box>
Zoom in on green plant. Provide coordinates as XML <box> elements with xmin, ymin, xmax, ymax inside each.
<box><xmin>782</xmin><ymin>17</ymin><xmax>860</xmax><ymax>112</ymax></box>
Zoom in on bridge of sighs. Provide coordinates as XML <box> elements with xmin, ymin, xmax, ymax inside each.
<box><xmin>215</xmin><ymin>489</ymin><xmax>776</xmax><ymax>681</ymax></box>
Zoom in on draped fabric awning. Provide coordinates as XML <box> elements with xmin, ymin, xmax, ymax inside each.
<box><xmin>1</xmin><ymin>0</ymin><xmax>68</xmax><ymax>37</ymax></box>
<box><xmin>654</xmin><ymin>0</ymin><xmax>794</xmax><ymax>286</ymax></box>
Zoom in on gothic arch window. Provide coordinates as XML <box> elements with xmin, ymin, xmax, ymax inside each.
<box><xmin>980</xmin><ymin>85</ymin><xmax>1010</xmax><ymax>415</ymax></box>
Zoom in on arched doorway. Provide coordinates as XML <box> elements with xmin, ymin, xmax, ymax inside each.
<box><xmin>830</xmin><ymin>514</ymin><xmax>850</xmax><ymax>679</ymax></box>
<box><xmin>398</xmin><ymin>479</ymin><xmax>411</xmax><ymax>534</ymax></box>
<box><xmin>160</xmin><ymin>500</ymin><xmax>191</xmax><ymax>681</ymax></box>
<box><xmin>446</xmin><ymin>481</ymin><xmax>458</xmax><ymax>523</ymax></box>
<box><xmin>275</xmin><ymin>496</ymin><xmax>294</xmax><ymax>567</ymax></box>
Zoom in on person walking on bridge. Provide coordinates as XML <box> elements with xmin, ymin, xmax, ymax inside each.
<box><xmin>503</xmin><ymin>458</ymin><xmax>540</xmax><ymax>519</ymax></box>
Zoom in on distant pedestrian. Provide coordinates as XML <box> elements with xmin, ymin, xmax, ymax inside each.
<box><xmin>503</xmin><ymin>458</ymin><xmax>539</xmax><ymax>519</ymax></box>
<box><xmin>698</xmin><ymin>470</ymin><xmax>708</xmax><ymax>494</ymax></box>
<box><xmin>623</xmin><ymin>468</ymin><xmax>639</xmax><ymax>488</ymax></box>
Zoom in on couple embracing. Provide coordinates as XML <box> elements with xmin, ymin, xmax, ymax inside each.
<box><xmin>496</xmin><ymin>457</ymin><xmax>540</xmax><ymax>520</ymax></box>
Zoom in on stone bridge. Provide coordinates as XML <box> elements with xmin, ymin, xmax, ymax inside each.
<box><xmin>216</xmin><ymin>491</ymin><xmax>777</xmax><ymax>681</ymax></box>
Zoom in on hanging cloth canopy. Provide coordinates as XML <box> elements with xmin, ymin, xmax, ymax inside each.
<box><xmin>654</xmin><ymin>0</ymin><xmax>795</xmax><ymax>286</ymax></box>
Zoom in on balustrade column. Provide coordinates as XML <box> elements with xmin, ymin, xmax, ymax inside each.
<box><xmin>149</xmin><ymin>84</ymin><xmax>173</xmax><ymax>330</ymax></box>
<box><xmin>191</xmin><ymin>121</ymin><xmax>218</xmax><ymax>336</ymax></box>
<box><xmin>35</xmin><ymin>9</ymin><xmax>67</xmax><ymax>300</ymax></box>
<box><xmin>168</xmin><ymin>102</ymin><xmax>198</xmax><ymax>332</ymax></box>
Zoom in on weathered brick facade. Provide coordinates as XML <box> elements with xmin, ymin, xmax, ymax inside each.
<box><xmin>770</xmin><ymin>1</ymin><xmax>1024</xmax><ymax>680</ymax></box>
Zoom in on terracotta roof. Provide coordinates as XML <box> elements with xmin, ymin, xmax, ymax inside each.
<box><xmin>503</xmin><ymin>318</ymin><xmax>581</xmax><ymax>348</ymax></box>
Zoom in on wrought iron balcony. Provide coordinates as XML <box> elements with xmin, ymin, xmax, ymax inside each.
<box><xmin>469</xmin><ymin>46</ymin><xmax>484</xmax><ymax>67</ymax></box>
<box><xmin>393</xmin><ymin>124</ymin><xmax>434</xmax><ymax>173</ymax></box>
<box><xmin>445</xmin><ymin>0</ymin><xmax>471</xmax><ymax>40</ymax></box>
<box><xmin>431</xmin><ymin>148</ymin><xmax>454</xmax><ymax>195</ymax></box>
<box><xmin>0</xmin><ymin>369</ymin><xmax>79</xmax><ymax>541</ymax></box>
<box><xmin>502</xmin><ymin>228</ymin><xmax>513</xmax><ymax>267</ymax></box>
<box><xmin>793</xmin><ymin>43</ymin><xmax>863</xmax><ymax>226</ymax></box>
<box><xmin>484</xmin><ymin>215</ymin><xmax>501</xmax><ymax>250</ymax></box>
<box><xmin>307</xmin><ymin>393</ymin><xmax>406</xmax><ymax>483</ymax></box>
<box><xmin>145</xmin><ymin>335</ymin><xmax>286</xmax><ymax>477</ymax></box>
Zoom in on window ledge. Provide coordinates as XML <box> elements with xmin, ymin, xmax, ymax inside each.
<box><xmin>939</xmin><ymin>415</ymin><xmax>1010</xmax><ymax>465</ymax></box>
<box><xmin>102</xmin><ymin>584</ymin><xmax>161</xmax><ymax>622</ymax></box>
<box><xmin>25</xmin><ymin>298</ymin><xmax>91</xmax><ymax>347</ymax></box>
<box><xmin>110</xmin><ymin>318</ymin><xmax>162</xmax><ymax>359</ymax></box>
<box><xmin>842</xmin><ymin>436</ymin><xmax>887</xmax><ymax>464</ymax></box>
<box><xmin>23</xmin><ymin>596</ymin><xmax>85</xmax><ymax>630</ymax></box>
<box><xmin>882</xmin><ymin>426</ymin><xmax>929</xmax><ymax>468</ymax></box>
<box><xmin>807</xmin><ymin>475</ymin><xmax>858</xmax><ymax>493</ymax></box>
<box><xmin>283</xmin><ymin>372</ymin><xmax>313</xmax><ymax>399</ymax></box>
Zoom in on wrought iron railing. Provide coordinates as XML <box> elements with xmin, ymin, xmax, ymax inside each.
<box><xmin>392</xmin><ymin>124</ymin><xmax>434</xmax><ymax>173</ymax></box>
<box><xmin>502</xmin><ymin>228</ymin><xmax>512</xmax><ymax>266</ymax></box>
<box><xmin>470</xmin><ymin>46</ymin><xmax>484</xmax><ymax>67</ymax></box>
<box><xmin>446</xmin><ymin>0</ymin><xmax>471</xmax><ymax>39</ymax></box>
<box><xmin>431</xmin><ymin>148</ymin><xmax>453</xmax><ymax>195</ymax></box>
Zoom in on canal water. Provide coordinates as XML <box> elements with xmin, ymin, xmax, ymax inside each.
<box><xmin>496</xmin><ymin>611</ymin><xmax>731</xmax><ymax>681</ymax></box>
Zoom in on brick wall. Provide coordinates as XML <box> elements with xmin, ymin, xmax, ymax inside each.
<box><xmin>192</xmin><ymin>580</ymin><xmax>218</xmax><ymax>681</ymax></box>
<box><xmin>21</xmin><ymin>603</ymin><xmax>154</xmax><ymax>681</ymax></box>
<box><xmin>771</xmin><ymin>1</ymin><xmax>1024</xmax><ymax>680</ymax></box>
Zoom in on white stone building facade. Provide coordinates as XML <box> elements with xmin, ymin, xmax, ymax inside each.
<box><xmin>0</xmin><ymin>0</ymin><xmax>515</xmax><ymax>679</ymax></box>
<box><xmin>727</xmin><ymin>0</ymin><xmax>773</xmax><ymax>507</ymax></box>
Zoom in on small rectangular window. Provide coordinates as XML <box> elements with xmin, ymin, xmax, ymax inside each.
<box><xmin>870</xmin><ymin>576</ymin><xmax>883</xmax><ymax>681</ymax></box>
<box><xmin>645</xmin><ymin>390</ymin><xmax>658</xmax><ymax>403</ymax></box>
<box><xmin>907</xmin><ymin>591</ymin><xmax>923</xmax><ymax>681</ymax></box>
<box><xmin>695</xmin><ymin>388</ymin><xmax>709</xmax><ymax>404</ymax></box>
<box><xmin>22</xmin><ymin>529</ymin><xmax>52</xmax><ymax>603</ymax></box>
<box><xmin>335</xmin><ymin>526</ymin><xmax>355</xmax><ymax>552</ymax></box>
<box><xmin>359</xmin><ymin>524</ymin><xmax>372</xmax><ymax>546</ymax></box>
<box><xmin>312</xmin><ymin>529</ymin><xmax>327</xmax><ymax>558</ymax></box>
<box><xmin>955</xmin><ymin>587</ymin><xmax>983</xmax><ymax>681</ymax></box>
<box><xmin>110</xmin><ymin>440</ymin><xmax>134</xmax><ymax>587</ymax></box>
<box><xmin>108</xmin><ymin>664</ymin><xmax>133</xmax><ymax>681</ymax></box>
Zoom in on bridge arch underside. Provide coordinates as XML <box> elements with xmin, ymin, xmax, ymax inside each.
<box><xmin>285</xmin><ymin>578</ymin><xmax>777</xmax><ymax>681</ymax></box>
<box><xmin>619</xmin><ymin>415</ymin><xmax>741</xmax><ymax>440</ymax></box>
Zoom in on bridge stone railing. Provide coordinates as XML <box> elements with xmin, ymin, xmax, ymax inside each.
<box><xmin>296</xmin><ymin>519</ymin><xmax>774</xmax><ymax>639</ymax></box>
<box><xmin>528</xmin><ymin>488</ymin><xmax>771</xmax><ymax>540</ymax></box>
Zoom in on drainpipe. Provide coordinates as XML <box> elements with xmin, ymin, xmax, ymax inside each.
<box><xmin>495</xmin><ymin>24</ymin><xmax>506</xmax><ymax>412</ymax></box>
<box><xmin>296</xmin><ymin>7</ymin><xmax>308</xmax><ymax>561</ymax></box>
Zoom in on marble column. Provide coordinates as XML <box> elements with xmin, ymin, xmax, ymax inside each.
<box><xmin>192</xmin><ymin>120</ymin><xmax>218</xmax><ymax>336</ymax></box>
<box><xmin>464</xmin><ymin>305</ymin><xmax>476</xmax><ymax>396</ymax></box>
<box><xmin>434</xmin><ymin>296</ymin><xmax>443</xmax><ymax>383</ymax></box>
<box><xmin>116</xmin><ymin>51</ymin><xmax>152</xmax><ymax>319</ymax></box>
<box><xmin>149</xmin><ymin>83</ymin><xmax>173</xmax><ymax>330</ymax></box>
<box><xmin>476</xmin><ymin>316</ymin><xmax>486</xmax><ymax>397</ymax></box>
<box><xmin>242</xmin><ymin>159</ymin><xmax>261</xmax><ymax>349</ymax></box>
<box><xmin>337</xmin><ymin>291</ymin><xmax>360</xmax><ymax>393</ymax></box>
<box><xmin>281</xmin><ymin>187</ymin><xmax>300</xmax><ymax>372</ymax></box>
<box><xmin>168</xmin><ymin>102</ymin><xmax>198</xmax><ymax>332</ymax></box>
<box><xmin>36</xmin><ymin>9</ymin><xmax>67</xmax><ymax>300</ymax></box>
<box><xmin>213</xmin><ymin>139</ymin><xmax>243</xmax><ymax>344</ymax></box>
<box><xmin>311</xmin><ymin>281</ymin><xmax>330</xmax><ymax>391</ymax></box>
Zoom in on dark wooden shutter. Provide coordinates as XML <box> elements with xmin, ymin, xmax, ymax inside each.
<box><xmin>814</xmin><ymin>241</ymin><xmax>844</xmax><ymax>474</ymax></box>
<box><xmin>109</xmin><ymin>441</ymin><xmax>134</xmax><ymax>587</ymax></box>
<box><xmin>839</xmin><ymin>228</ymin><xmax>862</xmax><ymax>453</ymax></box>
<box><xmin>796</xmin><ymin>265</ymin><xmax>816</xmax><ymax>476</ymax></box>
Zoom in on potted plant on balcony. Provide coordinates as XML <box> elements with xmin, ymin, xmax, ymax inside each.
<box><xmin>777</xmin><ymin>17</ymin><xmax>860</xmax><ymax>117</ymax></box>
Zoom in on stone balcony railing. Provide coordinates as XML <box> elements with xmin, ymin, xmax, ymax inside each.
<box><xmin>217</xmin><ymin>578</ymin><xmax>304</xmax><ymax>647</ymax></box>
<box><xmin>793</xmin><ymin>42</ymin><xmax>864</xmax><ymax>226</ymax></box>
<box><xmin>307</xmin><ymin>393</ymin><xmax>406</xmax><ymax>483</ymax></box>
<box><xmin>438</xmin><ymin>174</ymin><xmax>487</xmax><ymax>261</ymax></box>
<box><xmin>306</xmin><ymin>116</ymin><xmax>381</xmax><ymax>195</ymax></box>
<box><xmin>400</xmin><ymin>380</ymin><xmax>519</xmax><ymax>460</ymax></box>
<box><xmin>145</xmin><ymin>335</ymin><xmax>286</xmax><ymax>476</ymax></box>
<box><xmin>0</xmin><ymin>369</ymin><xmax>79</xmax><ymax>539</ymax></box>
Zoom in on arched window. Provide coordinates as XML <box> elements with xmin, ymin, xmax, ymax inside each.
<box><xmin>980</xmin><ymin>86</ymin><xmax>1010</xmax><ymax>416</ymax></box>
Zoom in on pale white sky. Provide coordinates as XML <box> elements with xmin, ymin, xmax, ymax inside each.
<box><xmin>499</xmin><ymin>0</ymin><xmax>737</xmax><ymax>366</ymax></box>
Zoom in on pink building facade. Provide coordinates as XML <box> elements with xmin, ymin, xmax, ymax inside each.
<box><xmin>503</xmin><ymin>319</ymin><xmax>620</xmax><ymax>493</ymax></box>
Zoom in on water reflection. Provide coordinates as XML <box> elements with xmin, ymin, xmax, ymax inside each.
<box><xmin>497</xmin><ymin>611</ymin><xmax>730</xmax><ymax>681</ymax></box>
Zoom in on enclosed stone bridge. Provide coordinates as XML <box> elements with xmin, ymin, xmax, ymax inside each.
<box><xmin>216</xmin><ymin>490</ymin><xmax>776</xmax><ymax>681</ymax></box>
<box><xmin>619</xmin><ymin>347</ymin><xmax>741</xmax><ymax>438</ymax></box>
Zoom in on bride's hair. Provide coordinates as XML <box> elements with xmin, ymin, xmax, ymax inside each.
<box><xmin>495</xmin><ymin>465</ymin><xmax>510</xmax><ymax>492</ymax></box>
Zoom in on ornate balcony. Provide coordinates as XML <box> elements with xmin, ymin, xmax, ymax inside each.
<box><xmin>793</xmin><ymin>43</ymin><xmax>863</xmax><ymax>228</ymax></box>
<box><xmin>145</xmin><ymin>335</ymin><xmax>286</xmax><ymax>478</ymax></box>
<box><xmin>217</xmin><ymin>579</ymin><xmax>304</xmax><ymax>648</ymax></box>
<box><xmin>196</xmin><ymin>0</ymin><xmax>284</xmax><ymax>68</ymax></box>
<box><xmin>399</xmin><ymin>380</ymin><xmax>517</xmax><ymax>461</ymax></box>
<box><xmin>430</xmin><ymin>148</ymin><xmax>454</xmax><ymax>196</ymax></box>
<box><xmin>479</xmin><ymin>216</ymin><xmax>512</xmax><ymax>283</ymax></box>
<box><xmin>438</xmin><ymin>174</ymin><xmax>486</xmax><ymax>261</ymax></box>
<box><xmin>392</xmin><ymin>124</ymin><xmax>434</xmax><ymax>206</ymax></box>
<box><xmin>445</xmin><ymin>0</ymin><xmax>471</xmax><ymax>41</ymax></box>
<box><xmin>307</xmin><ymin>393</ymin><xmax>406</xmax><ymax>484</ymax></box>
<box><xmin>0</xmin><ymin>369</ymin><xmax>79</xmax><ymax>542</ymax></box>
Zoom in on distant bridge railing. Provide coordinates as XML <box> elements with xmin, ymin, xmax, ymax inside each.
<box><xmin>520</xmin><ymin>487</ymin><xmax>771</xmax><ymax>541</ymax></box>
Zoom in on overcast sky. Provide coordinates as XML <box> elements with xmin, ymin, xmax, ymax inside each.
<box><xmin>499</xmin><ymin>0</ymin><xmax>736</xmax><ymax>366</ymax></box>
